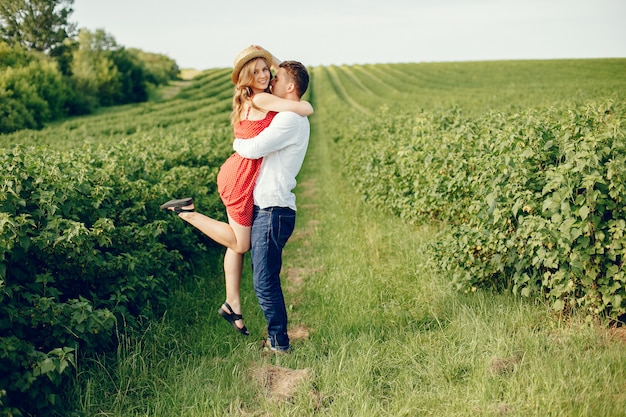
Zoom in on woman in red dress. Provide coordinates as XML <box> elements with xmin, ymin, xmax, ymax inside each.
<box><xmin>161</xmin><ymin>46</ymin><xmax>313</xmax><ymax>335</ymax></box>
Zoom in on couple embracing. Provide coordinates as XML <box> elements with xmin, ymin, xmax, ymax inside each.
<box><xmin>161</xmin><ymin>45</ymin><xmax>312</xmax><ymax>354</ymax></box>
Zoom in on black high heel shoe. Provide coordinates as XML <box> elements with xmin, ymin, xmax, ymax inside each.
<box><xmin>218</xmin><ymin>302</ymin><xmax>249</xmax><ymax>336</ymax></box>
<box><xmin>160</xmin><ymin>198</ymin><xmax>194</xmax><ymax>213</ymax></box>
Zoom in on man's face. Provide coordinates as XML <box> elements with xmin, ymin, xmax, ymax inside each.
<box><xmin>270</xmin><ymin>67</ymin><xmax>292</xmax><ymax>99</ymax></box>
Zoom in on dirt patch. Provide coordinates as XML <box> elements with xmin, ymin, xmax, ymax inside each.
<box><xmin>286</xmin><ymin>267</ymin><xmax>307</xmax><ymax>287</ymax></box>
<box><xmin>289</xmin><ymin>219</ymin><xmax>320</xmax><ymax>245</ymax></box>
<box><xmin>488</xmin><ymin>355</ymin><xmax>521</xmax><ymax>376</ymax></box>
<box><xmin>285</xmin><ymin>266</ymin><xmax>323</xmax><ymax>296</ymax></box>
<box><xmin>289</xmin><ymin>324</ymin><xmax>310</xmax><ymax>340</ymax></box>
<box><xmin>252</xmin><ymin>365</ymin><xmax>312</xmax><ymax>401</ymax></box>
<box><xmin>297</xmin><ymin>178</ymin><xmax>319</xmax><ymax>199</ymax></box>
<box><xmin>608</xmin><ymin>326</ymin><xmax>626</xmax><ymax>344</ymax></box>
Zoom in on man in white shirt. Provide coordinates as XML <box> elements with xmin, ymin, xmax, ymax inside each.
<box><xmin>233</xmin><ymin>60</ymin><xmax>311</xmax><ymax>353</ymax></box>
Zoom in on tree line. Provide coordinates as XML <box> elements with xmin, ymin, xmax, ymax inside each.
<box><xmin>0</xmin><ymin>0</ymin><xmax>180</xmax><ymax>134</ymax></box>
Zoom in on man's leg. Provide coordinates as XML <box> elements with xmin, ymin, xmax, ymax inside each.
<box><xmin>250</xmin><ymin>206</ymin><xmax>296</xmax><ymax>351</ymax></box>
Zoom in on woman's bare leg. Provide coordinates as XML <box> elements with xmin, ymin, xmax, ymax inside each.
<box><xmin>173</xmin><ymin>204</ymin><xmax>252</xmax><ymax>331</ymax></box>
<box><xmin>219</xmin><ymin>218</ymin><xmax>251</xmax><ymax>330</ymax></box>
<box><xmin>223</xmin><ymin>247</ymin><xmax>244</xmax><ymax>329</ymax></box>
<box><xmin>178</xmin><ymin>212</ymin><xmax>248</xmax><ymax>253</ymax></box>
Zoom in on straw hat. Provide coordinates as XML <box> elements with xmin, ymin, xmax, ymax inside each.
<box><xmin>231</xmin><ymin>46</ymin><xmax>272</xmax><ymax>84</ymax></box>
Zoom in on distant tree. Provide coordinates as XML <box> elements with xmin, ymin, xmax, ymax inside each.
<box><xmin>0</xmin><ymin>0</ymin><xmax>76</xmax><ymax>55</ymax></box>
<box><xmin>70</xmin><ymin>29</ymin><xmax>120</xmax><ymax>110</ymax></box>
<box><xmin>70</xmin><ymin>28</ymin><xmax>152</xmax><ymax>110</ymax></box>
<box><xmin>110</xmin><ymin>48</ymin><xmax>148</xmax><ymax>103</ymax></box>
<box><xmin>50</xmin><ymin>36</ymin><xmax>78</xmax><ymax>76</ymax></box>
<box><xmin>0</xmin><ymin>58</ymin><xmax>69</xmax><ymax>133</ymax></box>
<box><xmin>128</xmin><ymin>48</ymin><xmax>180</xmax><ymax>85</ymax></box>
<box><xmin>0</xmin><ymin>40</ymin><xmax>34</xmax><ymax>68</ymax></box>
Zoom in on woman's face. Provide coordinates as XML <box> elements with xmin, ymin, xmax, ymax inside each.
<box><xmin>250</xmin><ymin>58</ymin><xmax>271</xmax><ymax>92</ymax></box>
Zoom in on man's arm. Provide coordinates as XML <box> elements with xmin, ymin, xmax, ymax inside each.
<box><xmin>233</xmin><ymin>112</ymin><xmax>301</xmax><ymax>159</ymax></box>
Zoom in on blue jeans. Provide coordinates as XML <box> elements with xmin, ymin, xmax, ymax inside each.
<box><xmin>251</xmin><ymin>206</ymin><xmax>296</xmax><ymax>350</ymax></box>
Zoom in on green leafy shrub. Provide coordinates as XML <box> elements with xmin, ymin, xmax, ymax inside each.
<box><xmin>338</xmin><ymin>101</ymin><xmax>625</xmax><ymax>322</ymax></box>
<box><xmin>435</xmin><ymin>102</ymin><xmax>626</xmax><ymax>321</ymax></box>
<box><xmin>0</xmin><ymin>124</ymin><xmax>230</xmax><ymax>414</ymax></box>
<box><xmin>0</xmin><ymin>60</ymin><xmax>70</xmax><ymax>132</ymax></box>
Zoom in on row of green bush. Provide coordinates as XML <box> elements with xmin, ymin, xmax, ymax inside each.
<box><xmin>0</xmin><ymin>107</ymin><xmax>231</xmax><ymax>415</ymax></box>
<box><xmin>339</xmin><ymin>101</ymin><xmax>625</xmax><ymax>323</ymax></box>
<box><xmin>0</xmin><ymin>29</ymin><xmax>179</xmax><ymax>134</ymax></box>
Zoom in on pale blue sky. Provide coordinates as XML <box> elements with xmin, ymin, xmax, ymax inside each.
<box><xmin>72</xmin><ymin>0</ymin><xmax>626</xmax><ymax>70</ymax></box>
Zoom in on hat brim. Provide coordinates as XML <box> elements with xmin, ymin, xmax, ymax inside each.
<box><xmin>231</xmin><ymin>49</ymin><xmax>273</xmax><ymax>84</ymax></box>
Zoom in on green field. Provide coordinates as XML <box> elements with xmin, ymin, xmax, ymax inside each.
<box><xmin>2</xmin><ymin>58</ymin><xmax>626</xmax><ymax>416</ymax></box>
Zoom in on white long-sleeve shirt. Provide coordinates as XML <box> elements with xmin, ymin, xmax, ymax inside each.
<box><xmin>233</xmin><ymin>111</ymin><xmax>310</xmax><ymax>210</ymax></box>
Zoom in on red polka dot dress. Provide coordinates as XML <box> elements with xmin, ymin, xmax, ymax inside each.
<box><xmin>217</xmin><ymin>111</ymin><xmax>277</xmax><ymax>226</ymax></box>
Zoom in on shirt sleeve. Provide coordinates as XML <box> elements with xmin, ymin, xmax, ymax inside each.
<box><xmin>233</xmin><ymin>112</ymin><xmax>300</xmax><ymax>159</ymax></box>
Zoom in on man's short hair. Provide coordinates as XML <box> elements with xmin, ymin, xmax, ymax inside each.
<box><xmin>279</xmin><ymin>61</ymin><xmax>309</xmax><ymax>98</ymax></box>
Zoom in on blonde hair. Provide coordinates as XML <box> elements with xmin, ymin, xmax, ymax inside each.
<box><xmin>230</xmin><ymin>58</ymin><xmax>271</xmax><ymax>126</ymax></box>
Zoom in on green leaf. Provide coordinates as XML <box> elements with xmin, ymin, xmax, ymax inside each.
<box><xmin>579</xmin><ymin>205</ymin><xmax>590</xmax><ymax>220</ymax></box>
<box><xmin>552</xmin><ymin>299</ymin><xmax>565</xmax><ymax>312</ymax></box>
<box><xmin>38</xmin><ymin>358</ymin><xmax>56</xmax><ymax>375</ymax></box>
